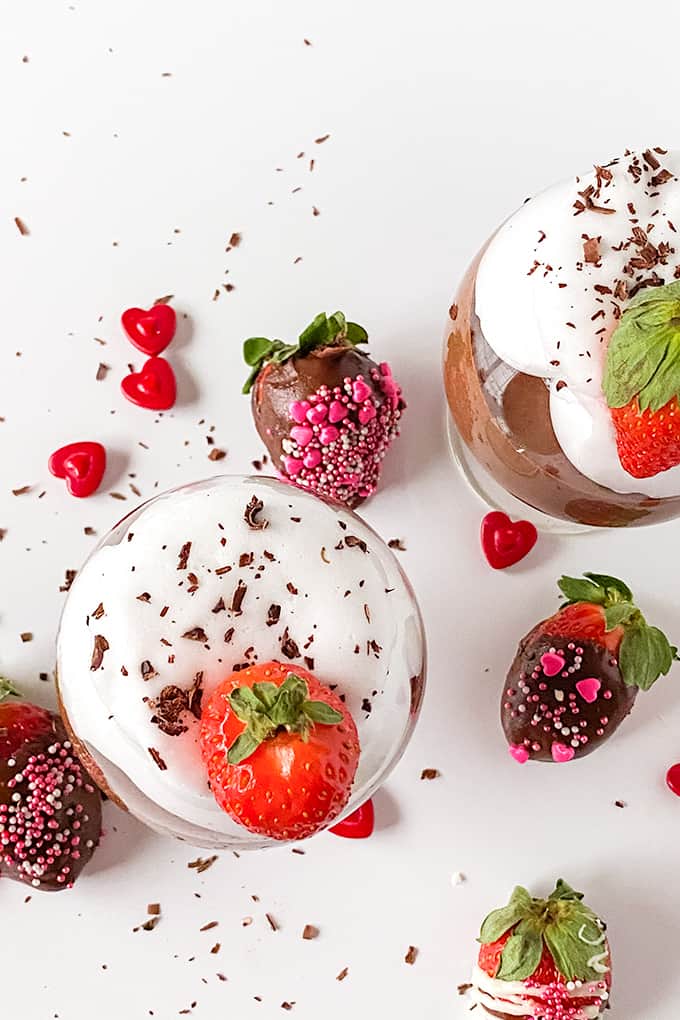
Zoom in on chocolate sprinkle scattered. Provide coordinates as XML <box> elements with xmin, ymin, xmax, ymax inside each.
<box><xmin>344</xmin><ymin>535</ymin><xmax>367</xmax><ymax>553</ymax></box>
<box><xmin>177</xmin><ymin>541</ymin><xmax>192</xmax><ymax>570</ymax></box>
<box><xmin>267</xmin><ymin>604</ymin><xmax>281</xmax><ymax>627</ymax></box>
<box><xmin>280</xmin><ymin>628</ymin><xmax>300</xmax><ymax>659</ymax></box>
<box><xmin>302</xmin><ymin>925</ymin><xmax>319</xmax><ymax>940</ymax></box>
<box><xmin>244</xmin><ymin>496</ymin><xmax>269</xmax><ymax>530</ymax></box>
<box><xmin>90</xmin><ymin>634</ymin><xmax>109</xmax><ymax>670</ymax></box>
<box><xmin>336</xmin><ymin>968</ymin><xmax>349</xmax><ymax>982</ymax></box>
<box><xmin>14</xmin><ymin>216</ymin><xmax>29</xmax><ymax>236</ymax></box>
<box><xmin>420</xmin><ymin>768</ymin><xmax>440</xmax><ymax>780</ymax></box>
<box><xmin>230</xmin><ymin>581</ymin><xmax>247</xmax><ymax>614</ymax></box>
<box><xmin>148</xmin><ymin>747</ymin><xmax>167</xmax><ymax>771</ymax></box>
<box><xmin>59</xmin><ymin>569</ymin><xmax>77</xmax><ymax>592</ymax></box>
<box><xmin>265</xmin><ymin>913</ymin><xmax>278</xmax><ymax>932</ymax></box>
<box><xmin>96</xmin><ymin>362</ymin><xmax>109</xmax><ymax>381</ymax></box>
<box><xmin>188</xmin><ymin>855</ymin><xmax>218</xmax><ymax>873</ymax></box>
<box><xmin>182</xmin><ymin>627</ymin><xmax>208</xmax><ymax>642</ymax></box>
<box><xmin>141</xmin><ymin>660</ymin><xmax>158</xmax><ymax>682</ymax></box>
<box><xmin>404</xmin><ymin>946</ymin><xmax>418</xmax><ymax>965</ymax></box>
<box><xmin>208</xmin><ymin>449</ymin><xmax>226</xmax><ymax>461</ymax></box>
<box><xmin>212</xmin><ymin>597</ymin><xmax>226</xmax><ymax>614</ymax></box>
<box><xmin>388</xmin><ymin>538</ymin><xmax>406</xmax><ymax>551</ymax></box>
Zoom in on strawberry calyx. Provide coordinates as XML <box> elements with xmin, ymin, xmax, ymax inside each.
<box><xmin>557</xmin><ymin>572</ymin><xmax>677</xmax><ymax>691</ymax></box>
<box><xmin>478</xmin><ymin>879</ymin><xmax>608</xmax><ymax>984</ymax></box>
<box><xmin>603</xmin><ymin>281</ymin><xmax>680</xmax><ymax>414</ymax></box>
<box><xmin>226</xmin><ymin>672</ymin><xmax>344</xmax><ymax>764</ymax></box>
<box><xmin>0</xmin><ymin>677</ymin><xmax>19</xmax><ymax>703</ymax></box>
<box><xmin>242</xmin><ymin>311</ymin><xmax>368</xmax><ymax>394</ymax></box>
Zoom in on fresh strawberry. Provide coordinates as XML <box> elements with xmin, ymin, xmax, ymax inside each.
<box><xmin>200</xmin><ymin>661</ymin><xmax>360</xmax><ymax>840</ymax></box>
<box><xmin>536</xmin><ymin>601</ymin><xmax>623</xmax><ymax>654</ymax></box>
<box><xmin>0</xmin><ymin>679</ymin><xmax>102</xmax><ymax>890</ymax></box>
<box><xmin>610</xmin><ymin>397</ymin><xmax>680</xmax><ymax>478</ymax></box>
<box><xmin>242</xmin><ymin>312</ymin><xmax>405</xmax><ymax>508</ymax></box>
<box><xmin>473</xmin><ymin>880</ymin><xmax>611</xmax><ymax>1018</ymax></box>
<box><xmin>603</xmin><ymin>280</ymin><xmax>680</xmax><ymax>479</ymax></box>
<box><xmin>0</xmin><ymin>680</ymin><xmax>53</xmax><ymax>764</ymax></box>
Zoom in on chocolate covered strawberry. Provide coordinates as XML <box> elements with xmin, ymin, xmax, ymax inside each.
<box><xmin>200</xmin><ymin>661</ymin><xmax>360</xmax><ymax>840</ymax></box>
<box><xmin>0</xmin><ymin>679</ymin><xmax>102</xmax><ymax>890</ymax></box>
<box><xmin>603</xmin><ymin>281</ymin><xmax>680</xmax><ymax>478</ymax></box>
<box><xmin>472</xmin><ymin>879</ymin><xmax>611</xmax><ymax>1019</ymax></box>
<box><xmin>242</xmin><ymin>311</ymin><xmax>405</xmax><ymax>508</ymax></box>
<box><xmin>503</xmin><ymin>572</ymin><xmax>676</xmax><ymax>763</ymax></box>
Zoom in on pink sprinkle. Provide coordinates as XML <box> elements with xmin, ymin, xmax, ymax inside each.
<box><xmin>358</xmin><ymin>403</ymin><xmax>377</xmax><ymax>425</ymax></box>
<box><xmin>289</xmin><ymin>400</ymin><xmax>311</xmax><ymax>424</ymax></box>
<box><xmin>352</xmin><ymin>378</ymin><xmax>371</xmax><ymax>403</ymax></box>
<box><xmin>319</xmin><ymin>425</ymin><xmax>339</xmax><ymax>446</ymax></box>
<box><xmin>509</xmin><ymin>744</ymin><xmax>530</xmax><ymax>764</ymax></box>
<box><xmin>290</xmin><ymin>425</ymin><xmax>314</xmax><ymax>447</ymax></box>
<box><xmin>540</xmin><ymin>651</ymin><xmax>565</xmax><ymax>677</ymax></box>
<box><xmin>306</xmin><ymin>403</ymin><xmax>328</xmax><ymax>425</ymax></box>
<box><xmin>283</xmin><ymin>455</ymin><xmax>304</xmax><ymax>476</ymax></box>
<box><xmin>551</xmin><ymin>742</ymin><xmax>575</xmax><ymax>763</ymax></box>
<box><xmin>328</xmin><ymin>400</ymin><xmax>348</xmax><ymax>423</ymax></box>
<box><xmin>575</xmin><ymin>677</ymin><xmax>601</xmax><ymax>704</ymax></box>
<box><xmin>303</xmin><ymin>448</ymin><xmax>322</xmax><ymax>469</ymax></box>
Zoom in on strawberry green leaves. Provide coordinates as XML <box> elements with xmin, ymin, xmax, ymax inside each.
<box><xmin>226</xmin><ymin>673</ymin><xmax>343</xmax><ymax>764</ymax></box>
<box><xmin>479</xmin><ymin>879</ymin><xmax>610</xmax><ymax>984</ymax></box>
<box><xmin>0</xmin><ymin>677</ymin><xmax>18</xmax><ymax>703</ymax></box>
<box><xmin>479</xmin><ymin>886</ymin><xmax>533</xmax><ymax>943</ymax></box>
<box><xmin>496</xmin><ymin>919</ymin><xmax>543</xmax><ymax>981</ymax></box>
<box><xmin>557</xmin><ymin>572</ymin><xmax>677</xmax><ymax>690</ymax></box>
<box><xmin>242</xmin><ymin>312</ymin><xmax>368</xmax><ymax>393</ymax></box>
<box><xmin>603</xmin><ymin>281</ymin><xmax>680</xmax><ymax>412</ymax></box>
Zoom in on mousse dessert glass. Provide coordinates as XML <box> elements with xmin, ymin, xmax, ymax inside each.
<box><xmin>444</xmin><ymin>147</ymin><xmax>680</xmax><ymax>529</ymax></box>
<box><xmin>56</xmin><ymin>475</ymin><xmax>425</xmax><ymax>849</ymax></box>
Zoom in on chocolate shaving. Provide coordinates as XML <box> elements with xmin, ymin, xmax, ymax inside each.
<box><xmin>150</xmin><ymin>684</ymin><xmax>189</xmax><ymax>736</ymax></box>
<box><xmin>148</xmin><ymin>747</ymin><xmax>167</xmax><ymax>770</ymax></box>
<box><xmin>448</xmin><ymin>303</ymin><xmax>458</xmax><ymax>321</ymax></box>
<box><xmin>14</xmin><ymin>216</ymin><xmax>29</xmax><ymax>236</ymax></box>
<box><xmin>182</xmin><ymin>627</ymin><xmax>208</xmax><ymax>642</ymax></box>
<box><xmin>582</xmin><ymin>235</ymin><xmax>601</xmax><ymax>264</ymax></box>
<box><xmin>302</xmin><ymin>925</ymin><xmax>319</xmax><ymax>940</ymax></box>
<box><xmin>20</xmin><ymin>632</ymin><xmax>32</xmax><ymax>643</ymax></box>
<box><xmin>388</xmin><ymin>538</ymin><xmax>406</xmax><ymax>551</ymax></box>
<box><xmin>404</xmin><ymin>946</ymin><xmax>418</xmax><ymax>965</ymax></box>
<box><xmin>280</xmin><ymin>628</ymin><xmax>300</xmax><ymax>659</ymax></box>
<box><xmin>420</xmin><ymin>768</ymin><xmax>440</xmax><ymax>780</ymax></box>
<box><xmin>230</xmin><ymin>581</ymin><xmax>247</xmax><ymax>614</ymax></box>
<box><xmin>224</xmin><ymin>627</ymin><xmax>235</xmax><ymax>643</ymax></box>
<box><xmin>344</xmin><ymin>535</ymin><xmax>367</xmax><ymax>553</ymax></box>
<box><xmin>141</xmin><ymin>659</ymin><xmax>158</xmax><ymax>682</ymax></box>
<box><xmin>215</xmin><ymin>565</ymin><xmax>232</xmax><ymax>576</ymax></box>
<box><xmin>200</xmin><ymin>921</ymin><xmax>219</xmax><ymax>932</ymax></box>
<box><xmin>177</xmin><ymin>541</ymin><xmax>192</xmax><ymax>570</ymax></box>
<box><xmin>336</xmin><ymin>968</ymin><xmax>349</xmax><ymax>982</ymax></box>
<box><xmin>267</xmin><ymin>604</ymin><xmax>281</xmax><ymax>627</ymax></box>
<box><xmin>90</xmin><ymin>634</ymin><xmax>109</xmax><ymax>670</ymax></box>
<box><xmin>208</xmin><ymin>449</ymin><xmax>226</xmax><ymax>461</ymax></box>
<box><xmin>60</xmin><ymin>569</ymin><xmax>77</xmax><ymax>592</ymax></box>
<box><xmin>265</xmin><ymin>913</ymin><xmax>278</xmax><ymax>931</ymax></box>
<box><xmin>286</xmin><ymin>582</ymin><xmax>298</xmax><ymax>595</ymax></box>
<box><xmin>239</xmin><ymin>552</ymin><xmax>254</xmax><ymax>567</ymax></box>
<box><xmin>188</xmin><ymin>855</ymin><xmax>218</xmax><ymax>873</ymax></box>
<box><xmin>244</xmin><ymin>496</ymin><xmax>269</xmax><ymax>530</ymax></box>
<box><xmin>137</xmin><ymin>592</ymin><xmax>151</xmax><ymax>602</ymax></box>
<box><xmin>212</xmin><ymin>597</ymin><xmax>226</xmax><ymax>614</ymax></box>
<box><xmin>458</xmin><ymin>983</ymin><xmax>472</xmax><ymax>996</ymax></box>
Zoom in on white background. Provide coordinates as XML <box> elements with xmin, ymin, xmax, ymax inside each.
<box><xmin>1</xmin><ymin>2</ymin><xmax>680</xmax><ymax>1017</ymax></box>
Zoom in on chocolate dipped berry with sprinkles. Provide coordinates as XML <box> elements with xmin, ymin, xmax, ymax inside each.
<box><xmin>0</xmin><ymin>679</ymin><xmax>101</xmax><ymax>890</ymax></box>
<box><xmin>243</xmin><ymin>312</ymin><xmax>405</xmax><ymax>508</ymax></box>
<box><xmin>471</xmin><ymin>879</ymin><xmax>611</xmax><ymax>1018</ymax></box>
<box><xmin>503</xmin><ymin>572</ymin><xmax>677</xmax><ymax>763</ymax></box>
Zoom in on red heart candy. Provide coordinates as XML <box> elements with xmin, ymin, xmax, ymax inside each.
<box><xmin>121</xmin><ymin>304</ymin><xmax>176</xmax><ymax>356</ymax></box>
<box><xmin>48</xmin><ymin>442</ymin><xmax>106</xmax><ymax>498</ymax></box>
<box><xmin>480</xmin><ymin>511</ymin><xmax>537</xmax><ymax>570</ymax></box>
<box><xmin>121</xmin><ymin>357</ymin><xmax>176</xmax><ymax>410</ymax></box>
<box><xmin>329</xmin><ymin>798</ymin><xmax>374</xmax><ymax>839</ymax></box>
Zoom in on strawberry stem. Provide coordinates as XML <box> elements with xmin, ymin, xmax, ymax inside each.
<box><xmin>0</xmin><ymin>677</ymin><xmax>19</xmax><ymax>703</ymax></box>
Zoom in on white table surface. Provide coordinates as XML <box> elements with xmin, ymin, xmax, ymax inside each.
<box><xmin>2</xmin><ymin>2</ymin><xmax>680</xmax><ymax>1017</ymax></box>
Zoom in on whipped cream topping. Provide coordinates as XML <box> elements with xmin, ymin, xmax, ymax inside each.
<box><xmin>475</xmin><ymin>148</ymin><xmax>680</xmax><ymax>497</ymax></box>
<box><xmin>470</xmin><ymin>964</ymin><xmax>609</xmax><ymax>1019</ymax></box>
<box><xmin>57</xmin><ymin>476</ymin><xmax>424</xmax><ymax>847</ymax></box>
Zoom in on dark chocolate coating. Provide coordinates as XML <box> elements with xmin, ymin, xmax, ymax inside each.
<box><xmin>502</xmin><ymin>631</ymin><xmax>638</xmax><ymax>761</ymax></box>
<box><xmin>0</xmin><ymin>713</ymin><xmax>102</xmax><ymax>890</ymax></box>
<box><xmin>251</xmin><ymin>345</ymin><xmax>400</xmax><ymax>508</ymax></box>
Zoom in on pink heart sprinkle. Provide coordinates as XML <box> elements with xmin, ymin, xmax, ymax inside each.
<box><xmin>352</xmin><ymin>379</ymin><xmax>372</xmax><ymax>403</ymax></box>
<box><xmin>283</xmin><ymin>455</ymin><xmax>303</xmax><ymax>476</ymax></box>
<box><xmin>303</xmin><ymin>448</ymin><xmax>322</xmax><ymax>469</ymax></box>
<box><xmin>290</xmin><ymin>425</ymin><xmax>314</xmax><ymax>448</ymax></box>
<box><xmin>319</xmin><ymin>425</ymin><xmax>339</xmax><ymax>446</ymax></box>
<box><xmin>540</xmin><ymin>652</ymin><xmax>566</xmax><ymax>677</ymax></box>
<box><xmin>358</xmin><ymin>404</ymin><xmax>376</xmax><ymax>425</ymax></box>
<box><xmin>306</xmin><ymin>404</ymin><xmax>328</xmax><ymax>425</ymax></box>
<box><xmin>328</xmin><ymin>400</ymin><xmax>348</xmax><ymax>423</ymax></box>
<box><xmin>509</xmin><ymin>744</ymin><xmax>530</xmax><ymax>764</ymax></box>
<box><xmin>551</xmin><ymin>742</ymin><xmax>575</xmax><ymax>764</ymax></box>
<box><xmin>575</xmin><ymin>677</ymin><xmax>601</xmax><ymax>704</ymax></box>
<box><xmin>289</xmin><ymin>400</ymin><xmax>311</xmax><ymax>424</ymax></box>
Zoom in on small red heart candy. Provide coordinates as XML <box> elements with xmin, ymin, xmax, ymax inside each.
<box><xmin>121</xmin><ymin>304</ymin><xmax>176</xmax><ymax>356</ymax></box>
<box><xmin>480</xmin><ymin>511</ymin><xmax>537</xmax><ymax>569</ymax></box>
<box><xmin>121</xmin><ymin>357</ymin><xmax>176</xmax><ymax>411</ymax></box>
<box><xmin>329</xmin><ymin>798</ymin><xmax>374</xmax><ymax>839</ymax></box>
<box><xmin>48</xmin><ymin>442</ymin><xmax>106</xmax><ymax>498</ymax></box>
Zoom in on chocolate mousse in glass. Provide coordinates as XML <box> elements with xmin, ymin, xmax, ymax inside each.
<box><xmin>444</xmin><ymin>147</ymin><xmax>680</xmax><ymax>529</ymax></box>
